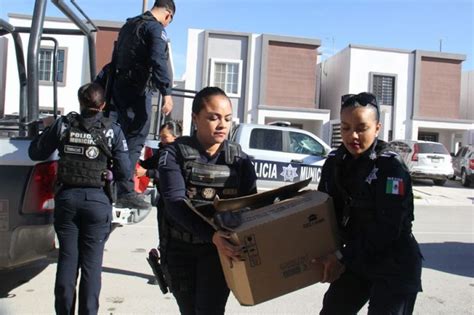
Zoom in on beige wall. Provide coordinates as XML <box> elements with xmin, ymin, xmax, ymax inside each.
<box><xmin>264</xmin><ymin>41</ymin><xmax>318</xmax><ymax>108</ymax></box>
<box><xmin>418</xmin><ymin>57</ymin><xmax>462</xmax><ymax>119</ymax></box>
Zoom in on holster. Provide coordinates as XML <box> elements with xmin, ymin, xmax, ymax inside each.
<box><xmin>104</xmin><ymin>180</ymin><xmax>116</xmax><ymax>204</ymax></box>
<box><xmin>147</xmin><ymin>249</ymin><xmax>169</xmax><ymax>294</ymax></box>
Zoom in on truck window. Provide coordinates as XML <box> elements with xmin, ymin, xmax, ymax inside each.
<box><xmin>250</xmin><ymin>129</ymin><xmax>282</xmax><ymax>151</ymax></box>
<box><xmin>288</xmin><ymin>132</ymin><xmax>324</xmax><ymax>155</ymax></box>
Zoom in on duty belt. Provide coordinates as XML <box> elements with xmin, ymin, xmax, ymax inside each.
<box><xmin>168</xmin><ymin>226</ymin><xmax>207</xmax><ymax>244</ymax></box>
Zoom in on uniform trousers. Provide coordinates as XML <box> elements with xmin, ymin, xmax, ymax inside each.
<box><xmin>112</xmin><ymin>79</ymin><xmax>153</xmax><ymax>195</ymax></box>
<box><xmin>54</xmin><ymin>188</ymin><xmax>112</xmax><ymax>315</ymax></box>
<box><xmin>320</xmin><ymin>269</ymin><xmax>418</xmax><ymax>315</ymax></box>
<box><xmin>162</xmin><ymin>237</ymin><xmax>230</xmax><ymax>315</ymax></box>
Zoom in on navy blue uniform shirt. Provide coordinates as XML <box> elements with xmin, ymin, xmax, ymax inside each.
<box><xmin>318</xmin><ymin>140</ymin><xmax>422</xmax><ymax>293</ymax></box>
<box><xmin>158</xmin><ymin>137</ymin><xmax>257</xmax><ymax>242</ymax></box>
<box><xmin>28</xmin><ymin>112</ymin><xmax>130</xmax><ymax>182</ymax></box>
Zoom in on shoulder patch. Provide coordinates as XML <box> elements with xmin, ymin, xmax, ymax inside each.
<box><xmin>161</xmin><ymin>30</ymin><xmax>168</xmax><ymax>42</ymax></box>
<box><xmin>159</xmin><ymin>151</ymin><xmax>168</xmax><ymax>167</ymax></box>
<box><xmin>380</xmin><ymin>150</ymin><xmax>398</xmax><ymax>158</ymax></box>
<box><xmin>385</xmin><ymin>177</ymin><xmax>405</xmax><ymax>196</ymax></box>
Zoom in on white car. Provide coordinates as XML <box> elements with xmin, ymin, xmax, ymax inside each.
<box><xmin>389</xmin><ymin>140</ymin><xmax>454</xmax><ymax>186</ymax></box>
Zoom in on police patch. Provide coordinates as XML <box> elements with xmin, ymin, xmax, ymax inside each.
<box><xmin>159</xmin><ymin>151</ymin><xmax>168</xmax><ymax>167</ymax></box>
<box><xmin>64</xmin><ymin>145</ymin><xmax>84</xmax><ymax>155</ymax></box>
<box><xmin>122</xmin><ymin>140</ymin><xmax>128</xmax><ymax>151</ymax></box>
<box><xmin>85</xmin><ymin>146</ymin><xmax>99</xmax><ymax>159</ymax></box>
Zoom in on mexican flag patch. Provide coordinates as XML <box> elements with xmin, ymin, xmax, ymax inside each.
<box><xmin>386</xmin><ymin>177</ymin><xmax>405</xmax><ymax>196</ymax></box>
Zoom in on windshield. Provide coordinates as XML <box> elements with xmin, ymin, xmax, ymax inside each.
<box><xmin>418</xmin><ymin>143</ymin><xmax>449</xmax><ymax>154</ymax></box>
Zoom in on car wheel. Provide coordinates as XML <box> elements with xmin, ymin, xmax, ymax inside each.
<box><xmin>461</xmin><ymin>169</ymin><xmax>471</xmax><ymax>187</ymax></box>
<box><xmin>433</xmin><ymin>179</ymin><xmax>446</xmax><ymax>186</ymax></box>
<box><xmin>449</xmin><ymin>175</ymin><xmax>456</xmax><ymax>180</ymax></box>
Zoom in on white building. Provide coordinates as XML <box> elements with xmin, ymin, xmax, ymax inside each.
<box><xmin>319</xmin><ymin>44</ymin><xmax>473</xmax><ymax>152</ymax></box>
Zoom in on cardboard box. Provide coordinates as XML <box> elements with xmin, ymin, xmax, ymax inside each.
<box><xmin>218</xmin><ymin>190</ymin><xmax>339</xmax><ymax>306</ymax></box>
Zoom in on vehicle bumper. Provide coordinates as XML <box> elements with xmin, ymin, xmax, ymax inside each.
<box><xmin>410</xmin><ymin>172</ymin><xmax>453</xmax><ymax>180</ymax></box>
<box><xmin>0</xmin><ymin>225</ymin><xmax>55</xmax><ymax>270</ymax></box>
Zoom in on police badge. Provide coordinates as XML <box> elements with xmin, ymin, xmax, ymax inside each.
<box><xmin>201</xmin><ymin>187</ymin><xmax>216</xmax><ymax>200</ymax></box>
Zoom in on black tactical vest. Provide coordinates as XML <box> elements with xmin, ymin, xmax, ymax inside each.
<box><xmin>177</xmin><ymin>137</ymin><xmax>243</xmax><ymax>208</ymax></box>
<box><xmin>114</xmin><ymin>13</ymin><xmax>157</xmax><ymax>91</ymax></box>
<box><xmin>57</xmin><ymin>113</ymin><xmax>112</xmax><ymax>188</ymax></box>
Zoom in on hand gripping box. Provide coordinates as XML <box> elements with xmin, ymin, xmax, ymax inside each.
<box><xmin>218</xmin><ymin>190</ymin><xmax>339</xmax><ymax>306</ymax></box>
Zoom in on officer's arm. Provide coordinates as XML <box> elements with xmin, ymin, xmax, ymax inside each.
<box><xmin>147</xmin><ymin>23</ymin><xmax>172</xmax><ymax>96</ymax></box>
<box><xmin>28</xmin><ymin>118</ymin><xmax>62</xmax><ymax>161</ymax></box>
<box><xmin>158</xmin><ymin>146</ymin><xmax>216</xmax><ymax>242</ymax></box>
<box><xmin>317</xmin><ymin>157</ymin><xmax>334</xmax><ymax>193</ymax></box>
<box><xmin>239</xmin><ymin>156</ymin><xmax>258</xmax><ymax>195</ymax></box>
<box><xmin>341</xmin><ymin>157</ymin><xmax>414</xmax><ymax>261</ymax></box>
<box><xmin>111</xmin><ymin>126</ymin><xmax>131</xmax><ymax>181</ymax></box>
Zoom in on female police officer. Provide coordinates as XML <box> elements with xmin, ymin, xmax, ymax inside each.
<box><xmin>158</xmin><ymin>87</ymin><xmax>257</xmax><ymax>314</ymax></box>
<box><xmin>316</xmin><ymin>92</ymin><xmax>422</xmax><ymax>314</ymax></box>
<box><xmin>29</xmin><ymin>83</ymin><xmax>130</xmax><ymax>315</ymax></box>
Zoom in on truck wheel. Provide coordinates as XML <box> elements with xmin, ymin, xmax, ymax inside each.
<box><xmin>433</xmin><ymin>179</ymin><xmax>446</xmax><ymax>186</ymax></box>
<box><xmin>461</xmin><ymin>169</ymin><xmax>471</xmax><ymax>187</ymax></box>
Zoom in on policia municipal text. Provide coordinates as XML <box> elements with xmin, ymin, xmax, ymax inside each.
<box><xmin>316</xmin><ymin>92</ymin><xmax>423</xmax><ymax>314</ymax></box>
<box><xmin>158</xmin><ymin>87</ymin><xmax>257</xmax><ymax>314</ymax></box>
<box><xmin>29</xmin><ymin>83</ymin><xmax>131</xmax><ymax>315</ymax></box>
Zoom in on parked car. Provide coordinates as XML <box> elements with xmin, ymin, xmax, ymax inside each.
<box><xmin>389</xmin><ymin>140</ymin><xmax>454</xmax><ymax>186</ymax></box>
<box><xmin>231</xmin><ymin>123</ymin><xmax>332</xmax><ymax>190</ymax></box>
<box><xmin>452</xmin><ymin>145</ymin><xmax>474</xmax><ymax>187</ymax></box>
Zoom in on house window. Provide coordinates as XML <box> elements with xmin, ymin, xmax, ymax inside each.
<box><xmin>39</xmin><ymin>48</ymin><xmax>66</xmax><ymax>83</ymax></box>
<box><xmin>209</xmin><ymin>58</ymin><xmax>242</xmax><ymax>97</ymax></box>
<box><xmin>418</xmin><ymin>132</ymin><xmax>438</xmax><ymax>142</ymax></box>
<box><xmin>372</xmin><ymin>75</ymin><xmax>394</xmax><ymax>106</ymax></box>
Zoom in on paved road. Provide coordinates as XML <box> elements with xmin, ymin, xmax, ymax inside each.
<box><xmin>0</xmin><ymin>180</ymin><xmax>472</xmax><ymax>314</ymax></box>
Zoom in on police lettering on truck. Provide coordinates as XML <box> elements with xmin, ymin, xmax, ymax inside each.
<box><xmin>252</xmin><ymin>160</ymin><xmax>322</xmax><ymax>184</ymax></box>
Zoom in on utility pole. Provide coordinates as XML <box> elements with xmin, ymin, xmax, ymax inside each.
<box><xmin>439</xmin><ymin>39</ymin><xmax>443</xmax><ymax>52</ymax></box>
<box><xmin>142</xmin><ymin>0</ymin><xmax>148</xmax><ymax>13</ymax></box>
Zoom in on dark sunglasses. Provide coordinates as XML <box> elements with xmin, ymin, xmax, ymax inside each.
<box><xmin>166</xmin><ymin>9</ymin><xmax>174</xmax><ymax>23</ymax></box>
<box><xmin>341</xmin><ymin>92</ymin><xmax>379</xmax><ymax>120</ymax></box>
<box><xmin>341</xmin><ymin>92</ymin><xmax>378</xmax><ymax>108</ymax></box>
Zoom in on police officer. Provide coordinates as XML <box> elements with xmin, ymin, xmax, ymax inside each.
<box><xmin>28</xmin><ymin>83</ymin><xmax>130</xmax><ymax>315</ymax></box>
<box><xmin>158</xmin><ymin>87</ymin><xmax>257</xmax><ymax>314</ymax></box>
<box><xmin>111</xmin><ymin>0</ymin><xmax>176</xmax><ymax>209</ymax></box>
<box><xmin>316</xmin><ymin>92</ymin><xmax>423</xmax><ymax>314</ymax></box>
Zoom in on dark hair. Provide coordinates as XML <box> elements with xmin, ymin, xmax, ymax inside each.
<box><xmin>78</xmin><ymin>82</ymin><xmax>105</xmax><ymax>111</ymax></box>
<box><xmin>160</xmin><ymin>121</ymin><xmax>182</xmax><ymax>137</ymax></box>
<box><xmin>341</xmin><ymin>92</ymin><xmax>380</xmax><ymax>122</ymax></box>
<box><xmin>154</xmin><ymin>0</ymin><xmax>176</xmax><ymax>14</ymax></box>
<box><xmin>192</xmin><ymin>86</ymin><xmax>229</xmax><ymax>114</ymax></box>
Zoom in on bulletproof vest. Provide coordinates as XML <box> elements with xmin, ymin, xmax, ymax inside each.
<box><xmin>114</xmin><ymin>13</ymin><xmax>157</xmax><ymax>90</ymax></box>
<box><xmin>177</xmin><ymin>137</ymin><xmax>243</xmax><ymax>210</ymax></box>
<box><xmin>57</xmin><ymin>113</ymin><xmax>112</xmax><ymax>188</ymax></box>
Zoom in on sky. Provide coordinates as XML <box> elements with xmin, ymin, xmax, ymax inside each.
<box><xmin>1</xmin><ymin>0</ymin><xmax>473</xmax><ymax>79</ymax></box>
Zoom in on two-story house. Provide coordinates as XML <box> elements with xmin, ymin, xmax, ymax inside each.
<box><xmin>182</xmin><ymin>29</ymin><xmax>331</xmax><ymax>138</ymax></box>
<box><xmin>319</xmin><ymin>44</ymin><xmax>473</xmax><ymax>152</ymax></box>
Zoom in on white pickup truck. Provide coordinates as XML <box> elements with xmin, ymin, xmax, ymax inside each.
<box><xmin>230</xmin><ymin>123</ymin><xmax>332</xmax><ymax>191</ymax></box>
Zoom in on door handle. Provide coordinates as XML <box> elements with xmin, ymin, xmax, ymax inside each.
<box><xmin>291</xmin><ymin>159</ymin><xmax>303</xmax><ymax>164</ymax></box>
